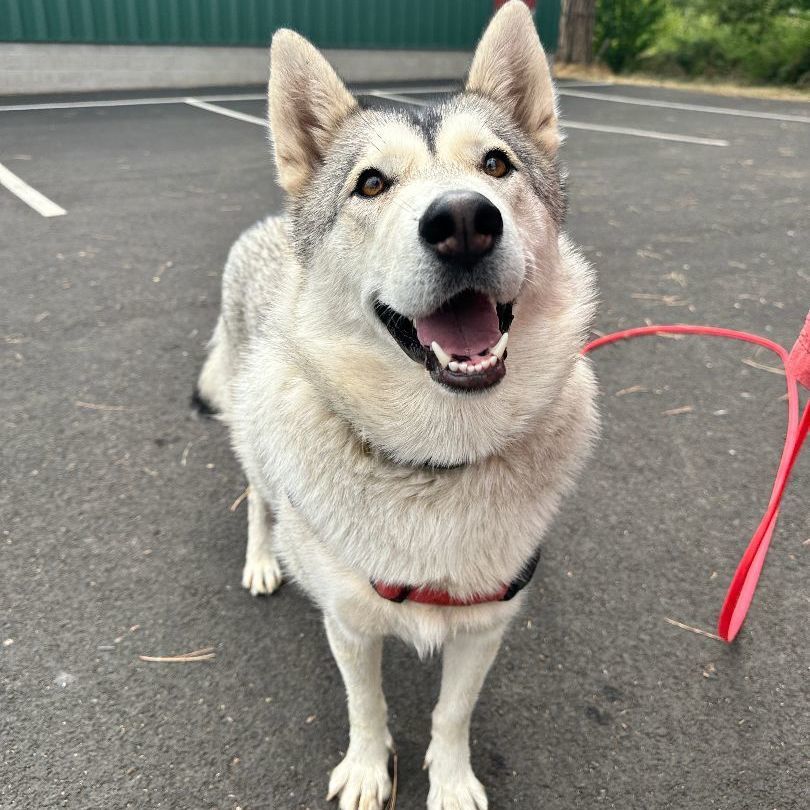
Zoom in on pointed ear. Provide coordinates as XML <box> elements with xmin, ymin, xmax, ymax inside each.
<box><xmin>465</xmin><ymin>0</ymin><xmax>559</xmax><ymax>154</ymax></box>
<box><xmin>269</xmin><ymin>29</ymin><xmax>357</xmax><ymax>195</ymax></box>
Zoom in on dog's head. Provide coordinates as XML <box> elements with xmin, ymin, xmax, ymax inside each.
<box><xmin>268</xmin><ymin>0</ymin><xmax>594</xmax><ymax>466</ymax></box>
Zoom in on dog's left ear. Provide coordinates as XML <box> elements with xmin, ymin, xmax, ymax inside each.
<box><xmin>466</xmin><ymin>0</ymin><xmax>559</xmax><ymax>154</ymax></box>
<box><xmin>269</xmin><ymin>29</ymin><xmax>357</xmax><ymax>195</ymax></box>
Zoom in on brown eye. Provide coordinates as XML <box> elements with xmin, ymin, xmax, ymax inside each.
<box><xmin>356</xmin><ymin>169</ymin><xmax>387</xmax><ymax>198</ymax></box>
<box><xmin>483</xmin><ymin>150</ymin><xmax>511</xmax><ymax>178</ymax></box>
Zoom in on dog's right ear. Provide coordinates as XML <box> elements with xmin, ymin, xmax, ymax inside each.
<box><xmin>269</xmin><ymin>30</ymin><xmax>357</xmax><ymax>195</ymax></box>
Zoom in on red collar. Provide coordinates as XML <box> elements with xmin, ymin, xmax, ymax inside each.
<box><xmin>371</xmin><ymin>548</ymin><xmax>541</xmax><ymax>607</ymax></box>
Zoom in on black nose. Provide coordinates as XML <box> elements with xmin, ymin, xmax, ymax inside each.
<box><xmin>418</xmin><ymin>191</ymin><xmax>503</xmax><ymax>263</ymax></box>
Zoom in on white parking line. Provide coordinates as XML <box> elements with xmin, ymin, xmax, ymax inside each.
<box><xmin>363</xmin><ymin>83</ymin><xmax>458</xmax><ymax>95</ymax></box>
<box><xmin>2</xmin><ymin>85</ymin><xmax>806</xmax><ymax>128</ymax></box>
<box><xmin>562</xmin><ymin>120</ymin><xmax>728</xmax><ymax>147</ymax></box>
<box><xmin>184</xmin><ymin>97</ymin><xmax>266</xmax><ymax>127</ymax></box>
<box><xmin>557</xmin><ymin>88</ymin><xmax>810</xmax><ymax>125</ymax></box>
<box><xmin>368</xmin><ymin>91</ymin><xmax>728</xmax><ymax>146</ymax></box>
<box><xmin>366</xmin><ymin>90</ymin><xmax>430</xmax><ymax>106</ymax></box>
<box><xmin>0</xmin><ymin>89</ymin><xmax>729</xmax><ymax>148</ymax></box>
<box><xmin>0</xmin><ymin>86</ymin><xmax>459</xmax><ymax>114</ymax></box>
<box><xmin>0</xmin><ymin>162</ymin><xmax>66</xmax><ymax>217</ymax></box>
<box><xmin>0</xmin><ymin>92</ymin><xmax>266</xmax><ymax>113</ymax></box>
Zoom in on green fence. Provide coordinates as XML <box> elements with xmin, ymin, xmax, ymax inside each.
<box><xmin>0</xmin><ymin>1</ymin><xmax>560</xmax><ymax>51</ymax></box>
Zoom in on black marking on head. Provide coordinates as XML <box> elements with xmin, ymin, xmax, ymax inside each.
<box><xmin>409</xmin><ymin>105</ymin><xmax>444</xmax><ymax>153</ymax></box>
<box><xmin>356</xmin><ymin>93</ymin><xmax>444</xmax><ymax>153</ymax></box>
<box><xmin>190</xmin><ymin>386</ymin><xmax>217</xmax><ymax>418</ymax></box>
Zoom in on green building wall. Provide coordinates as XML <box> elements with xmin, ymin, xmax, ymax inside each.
<box><xmin>0</xmin><ymin>0</ymin><xmax>560</xmax><ymax>51</ymax></box>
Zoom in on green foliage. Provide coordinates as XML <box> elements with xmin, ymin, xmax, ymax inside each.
<box><xmin>595</xmin><ymin>1</ymin><xmax>810</xmax><ymax>85</ymax></box>
<box><xmin>648</xmin><ymin>5</ymin><xmax>810</xmax><ymax>84</ymax></box>
<box><xmin>690</xmin><ymin>0</ymin><xmax>810</xmax><ymax>27</ymax></box>
<box><xmin>594</xmin><ymin>0</ymin><xmax>667</xmax><ymax>72</ymax></box>
<box><xmin>745</xmin><ymin>13</ymin><xmax>810</xmax><ymax>83</ymax></box>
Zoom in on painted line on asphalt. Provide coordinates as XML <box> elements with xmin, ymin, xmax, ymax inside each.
<box><xmin>2</xmin><ymin>85</ymin><xmax>805</xmax><ymax>127</ymax></box>
<box><xmin>0</xmin><ymin>92</ymin><xmax>266</xmax><ymax>113</ymax></box>
<box><xmin>366</xmin><ymin>90</ymin><xmax>430</xmax><ymax>106</ymax></box>
<box><xmin>369</xmin><ymin>92</ymin><xmax>728</xmax><ymax>146</ymax></box>
<box><xmin>0</xmin><ymin>86</ymin><xmax>459</xmax><ymax>114</ymax></box>
<box><xmin>0</xmin><ymin>162</ymin><xmax>67</xmax><ymax>217</ymax></box>
<box><xmin>363</xmin><ymin>83</ymin><xmax>459</xmax><ymax>95</ymax></box>
<box><xmin>183</xmin><ymin>97</ymin><xmax>266</xmax><ymax>127</ymax></box>
<box><xmin>557</xmin><ymin>88</ymin><xmax>810</xmax><ymax>125</ymax></box>
<box><xmin>562</xmin><ymin>119</ymin><xmax>728</xmax><ymax>147</ymax></box>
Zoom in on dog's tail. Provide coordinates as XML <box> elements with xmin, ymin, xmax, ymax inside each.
<box><xmin>193</xmin><ymin>318</ymin><xmax>231</xmax><ymax>419</ymax></box>
<box><xmin>190</xmin><ymin>385</ymin><xmax>218</xmax><ymax>418</ymax></box>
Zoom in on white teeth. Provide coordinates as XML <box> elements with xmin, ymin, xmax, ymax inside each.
<box><xmin>430</xmin><ymin>341</ymin><xmax>451</xmax><ymax>369</ymax></box>
<box><xmin>445</xmin><ymin>355</ymin><xmax>499</xmax><ymax>375</ymax></box>
<box><xmin>490</xmin><ymin>332</ymin><xmax>509</xmax><ymax>360</ymax></box>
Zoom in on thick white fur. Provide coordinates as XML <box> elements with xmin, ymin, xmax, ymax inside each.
<box><xmin>197</xmin><ymin>3</ymin><xmax>598</xmax><ymax>808</ymax></box>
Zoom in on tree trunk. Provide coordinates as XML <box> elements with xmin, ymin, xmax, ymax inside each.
<box><xmin>557</xmin><ymin>0</ymin><xmax>597</xmax><ymax>64</ymax></box>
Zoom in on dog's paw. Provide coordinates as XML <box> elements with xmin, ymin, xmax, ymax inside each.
<box><xmin>327</xmin><ymin>747</ymin><xmax>391</xmax><ymax>810</ymax></box>
<box><xmin>425</xmin><ymin>743</ymin><xmax>488</xmax><ymax>810</ymax></box>
<box><xmin>427</xmin><ymin>771</ymin><xmax>488</xmax><ymax>810</ymax></box>
<box><xmin>241</xmin><ymin>554</ymin><xmax>282</xmax><ymax>596</ymax></box>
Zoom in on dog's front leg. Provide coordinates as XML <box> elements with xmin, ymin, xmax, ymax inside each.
<box><xmin>241</xmin><ymin>487</ymin><xmax>282</xmax><ymax>596</ymax></box>
<box><xmin>425</xmin><ymin>624</ymin><xmax>505</xmax><ymax>810</ymax></box>
<box><xmin>325</xmin><ymin>615</ymin><xmax>392</xmax><ymax>810</ymax></box>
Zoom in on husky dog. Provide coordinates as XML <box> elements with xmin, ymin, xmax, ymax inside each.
<box><xmin>195</xmin><ymin>2</ymin><xmax>597</xmax><ymax>807</ymax></box>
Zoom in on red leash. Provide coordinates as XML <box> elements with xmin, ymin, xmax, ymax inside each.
<box><xmin>582</xmin><ymin>313</ymin><xmax>810</xmax><ymax>642</ymax></box>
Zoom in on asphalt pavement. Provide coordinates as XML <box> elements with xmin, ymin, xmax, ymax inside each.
<box><xmin>1</xmin><ymin>79</ymin><xmax>808</xmax><ymax>809</ymax></box>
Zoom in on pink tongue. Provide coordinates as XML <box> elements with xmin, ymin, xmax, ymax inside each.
<box><xmin>415</xmin><ymin>291</ymin><xmax>501</xmax><ymax>358</ymax></box>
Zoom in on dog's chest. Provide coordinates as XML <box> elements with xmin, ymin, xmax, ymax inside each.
<box><xmin>292</xmin><ymin>463</ymin><xmax>546</xmax><ymax>596</ymax></box>
<box><xmin>237</xmin><ymin>375</ymin><xmax>559</xmax><ymax>597</ymax></box>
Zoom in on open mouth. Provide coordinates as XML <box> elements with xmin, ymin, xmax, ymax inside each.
<box><xmin>374</xmin><ymin>290</ymin><xmax>514</xmax><ymax>391</ymax></box>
